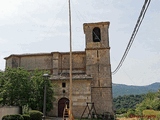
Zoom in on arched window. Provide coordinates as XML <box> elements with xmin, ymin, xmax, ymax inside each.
<box><xmin>92</xmin><ymin>27</ymin><xmax>101</xmax><ymax>42</ymax></box>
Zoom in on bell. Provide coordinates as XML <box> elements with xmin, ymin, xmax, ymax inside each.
<box><xmin>94</xmin><ymin>36</ymin><xmax>100</xmax><ymax>42</ymax></box>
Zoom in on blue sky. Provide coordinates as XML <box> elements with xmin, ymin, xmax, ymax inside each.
<box><xmin>0</xmin><ymin>0</ymin><xmax>160</xmax><ymax>85</ymax></box>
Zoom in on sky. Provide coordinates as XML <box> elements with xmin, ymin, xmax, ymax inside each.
<box><xmin>0</xmin><ymin>0</ymin><xmax>160</xmax><ymax>86</ymax></box>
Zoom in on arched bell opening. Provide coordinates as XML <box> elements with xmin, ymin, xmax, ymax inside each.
<box><xmin>92</xmin><ymin>27</ymin><xmax>101</xmax><ymax>42</ymax></box>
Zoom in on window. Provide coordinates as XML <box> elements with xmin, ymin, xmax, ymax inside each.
<box><xmin>63</xmin><ymin>90</ymin><xmax>65</xmax><ymax>93</ymax></box>
<box><xmin>62</xmin><ymin>82</ymin><xmax>66</xmax><ymax>88</ymax></box>
<box><xmin>93</xmin><ymin>27</ymin><xmax>101</xmax><ymax>42</ymax></box>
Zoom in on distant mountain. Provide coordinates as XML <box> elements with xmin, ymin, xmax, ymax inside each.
<box><xmin>112</xmin><ymin>82</ymin><xmax>160</xmax><ymax>98</ymax></box>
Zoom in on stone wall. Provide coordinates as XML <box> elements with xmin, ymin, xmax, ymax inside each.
<box><xmin>51</xmin><ymin>79</ymin><xmax>91</xmax><ymax>118</ymax></box>
<box><xmin>5</xmin><ymin>52</ymin><xmax>86</xmax><ymax>74</ymax></box>
<box><xmin>52</xmin><ymin>52</ymin><xmax>86</xmax><ymax>75</ymax></box>
<box><xmin>20</xmin><ymin>55</ymin><xmax>52</xmax><ymax>70</ymax></box>
<box><xmin>5</xmin><ymin>57</ymin><xmax>12</xmax><ymax>68</ymax></box>
<box><xmin>84</xmin><ymin>22</ymin><xmax>113</xmax><ymax>115</ymax></box>
<box><xmin>0</xmin><ymin>106</ymin><xmax>20</xmax><ymax>119</ymax></box>
<box><xmin>91</xmin><ymin>88</ymin><xmax>113</xmax><ymax>114</ymax></box>
<box><xmin>5</xmin><ymin>54</ymin><xmax>53</xmax><ymax>71</ymax></box>
<box><xmin>83</xmin><ymin>22</ymin><xmax>110</xmax><ymax>49</ymax></box>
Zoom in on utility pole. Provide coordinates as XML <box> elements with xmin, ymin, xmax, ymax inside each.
<box><xmin>68</xmin><ymin>0</ymin><xmax>73</xmax><ymax>117</ymax></box>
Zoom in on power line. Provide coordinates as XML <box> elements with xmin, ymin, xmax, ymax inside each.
<box><xmin>112</xmin><ymin>0</ymin><xmax>151</xmax><ymax>75</ymax></box>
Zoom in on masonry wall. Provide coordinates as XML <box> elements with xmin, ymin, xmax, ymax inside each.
<box><xmin>20</xmin><ymin>55</ymin><xmax>52</xmax><ymax>70</ymax></box>
<box><xmin>0</xmin><ymin>106</ymin><xmax>20</xmax><ymax>119</ymax></box>
<box><xmin>5</xmin><ymin>52</ymin><xmax>86</xmax><ymax>75</ymax></box>
<box><xmin>51</xmin><ymin>79</ymin><xmax>91</xmax><ymax>118</ymax></box>
<box><xmin>91</xmin><ymin>88</ymin><xmax>113</xmax><ymax>113</ymax></box>
<box><xmin>5</xmin><ymin>57</ymin><xmax>13</xmax><ymax>68</ymax></box>
<box><xmin>52</xmin><ymin>52</ymin><xmax>86</xmax><ymax>75</ymax></box>
<box><xmin>84</xmin><ymin>22</ymin><xmax>113</xmax><ymax>115</ymax></box>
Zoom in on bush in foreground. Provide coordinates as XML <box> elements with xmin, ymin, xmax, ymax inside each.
<box><xmin>29</xmin><ymin>110</ymin><xmax>43</xmax><ymax>120</ymax></box>
<box><xmin>2</xmin><ymin>114</ymin><xmax>24</xmax><ymax>120</ymax></box>
<box><xmin>22</xmin><ymin>114</ymin><xmax>30</xmax><ymax>120</ymax></box>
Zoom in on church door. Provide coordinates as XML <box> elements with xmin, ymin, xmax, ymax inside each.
<box><xmin>58</xmin><ymin>98</ymin><xmax>69</xmax><ymax>117</ymax></box>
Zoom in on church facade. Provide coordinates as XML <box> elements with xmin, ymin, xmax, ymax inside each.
<box><xmin>4</xmin><ymin>22</ymin><xmax>113</xmax><ymax>117</ymax></box>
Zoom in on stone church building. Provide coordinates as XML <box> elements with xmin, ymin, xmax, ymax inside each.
<box><xmin>4</xmin><ymin>22</ymin><xmax>114</xmax><ymax>117</ymax></box>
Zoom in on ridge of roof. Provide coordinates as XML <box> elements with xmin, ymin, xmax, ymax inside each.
<box><xmin>4</xmin><ymin>51</ymin><xmax>86</xmax><ymax>59</ymax></box>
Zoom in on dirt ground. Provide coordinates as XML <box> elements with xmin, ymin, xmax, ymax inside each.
<box><xmin>116</xmin><ymin>117</ymin><xmax>139</xmax><ymax>120</ymax></box>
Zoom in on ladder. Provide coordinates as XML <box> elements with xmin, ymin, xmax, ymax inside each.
<box><xmin>63</xmin><ymin>105</ymin><xmax>74</xmax><ymax>120</ymax></box>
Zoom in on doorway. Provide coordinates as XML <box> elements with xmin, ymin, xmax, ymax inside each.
<box><xmin>58</xmin><ymin>97</ymin><xmax>69</xmax><ymax>117</ymax></box>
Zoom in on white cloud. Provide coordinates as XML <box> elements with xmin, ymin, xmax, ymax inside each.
<box><xmin>0</xmin><ymin>0</ymin><xmax>67</xmax><ymax>25</ymax></box>
<box><xmin>0</xmin><ymin>0</ymin><xmax>22</xmax><ymax>19</ymax></box>
<box><xmin>0</xmin><ymin>37</ymin><xmax>8</xmax><ymax>44</ymax></box>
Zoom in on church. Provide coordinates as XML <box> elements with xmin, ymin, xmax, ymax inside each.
<box><xmin>4</xmin><ymin>22</ymin><xmax>114</xmax><ymax>118</ymax></box>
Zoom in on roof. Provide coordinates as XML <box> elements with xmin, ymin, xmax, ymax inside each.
<box><xmin>50</xmin><ymin>74</ymin><xmax>92</xmax><ymax>80</ymax></box>
<box><xmin>4</xmin><ymin>53</ymin><xmax>52</xmax><ymax>60</ymax></box>
<box><xmin>4</xmin><ymin>51</ymin><xmax>86</xmax><ymax>60</ymax></box>
<box><xmin>83</xmin><ymin>21</ymin><xmax>110</xmax><ymax>27</ymax></box>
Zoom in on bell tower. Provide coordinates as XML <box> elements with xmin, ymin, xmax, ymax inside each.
<box><xmin>84</xmin><ymin>22</ymin><xmax>113</xmax><ymax>114</ymax></box>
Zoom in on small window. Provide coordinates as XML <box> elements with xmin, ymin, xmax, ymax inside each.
<box><xmin>62</xmin><ymin>82</ymin><xmax>66</xmax><ymax>88</ymax></box>
<box><xmin>93</xmin><ymin>27</ymin><xmax>101</xmax><ymax>42</ymax></box>
<box><xmin>63</xmin><ymin>90</ymin><xmax>65</xmax><ymax>93</ymax></box>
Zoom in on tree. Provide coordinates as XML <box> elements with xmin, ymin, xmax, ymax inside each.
<box><xmin>0</xmin><ymin>68</ymin><xmax>55</xmax><ymax>113</ymax></box>
<box><xmin>135</xmin><ymin>91</ymin><xmax>160</xmax><ymax>114</ymax></box>
<box><xmin>154</xmin><ymin>90</ymin><xmax>160</xmax><ymax>110</ymax></box>
<box><xmin>0</xmin><ymin>67</ymin><xmax>31</xmax><ymax>106</ymax></box>
<box><xmin>0</xmin><ymin>71</ymin><xmax>5</xmax><ymax>103</ymax></box>
<box><xmin>29</xmin><ymin>69</ymin><xmax>55</xmax><ymax>112</ymax></box>
<box><xmin>113</xmin><ymin>94</ymin><xmax>145</xmax><ymax>114</ymax></box>
<box><xmin>125</xmin><ymin>109</ymin><xmax>136</xmax><ymax>118</ymax></box>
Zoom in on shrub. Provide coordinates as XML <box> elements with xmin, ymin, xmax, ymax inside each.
<box><xmin>156</xmin><ymin>113</ymin><xmax>160</xmax><ymax>119</ymax></box>
<box><xmin>29</xmin><ymin>110</ymin><xmax>43</xmax><ymax>120</ymax></box>
<box><xmin>2</xmin><ymin>114</ymin><xmax>24</xmax><ymax>120</ymax></box>
<box><xmin>143</xmin><ymin>110</ymin><xmax>160</xmax><ymax>119</ymax></box>
<box><xmin>125</xmin><ymin>109</ymin><xmax>136</xmax><ymax>118</ymax></box>
<box><xmin>22</xmin><ymin>114</ymin><xmax>30</xmax><ymax>120</ymax></box>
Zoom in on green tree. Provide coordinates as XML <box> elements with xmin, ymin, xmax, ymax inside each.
<box><xmin>0</xmin><ymin>70</ymin><xmax>5</xmax><ymax>103</ymax></box>
<box><xmin>135</xmin><ymin>91</ymin><xmax>160</xmax><ymax>114</ymax></box>
<box><xmin>113</xmin><ymin>94</ymin><xmax>145</xmax><ymax>114</ymax></box>
<box><xmin>125</xmin><ymin>109</ymin><xmax>135</xmax><ymax>118</ymax></box>
<box><xmin>154</xmin><ymin>90</ymin><xmax>160</xmax><ymax>110</ymax></box>
<box><xmin>0</xmin><ymin>67</ymin><xmax>31</xmax><ymax>106</ymax></box>
<box><xmin>29</xmin><ymin>69</ymin><xmax>54</xmax><ymax>112</ymax></box>
<box><xmin>0</xmin><ymin>68</ymin><xmax>55</xmax><ymax>113</ymax></box>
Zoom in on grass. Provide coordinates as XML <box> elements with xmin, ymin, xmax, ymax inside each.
<box><xmin>143</xmin><ymin>110</ymin><xmax>160</xmax><ymax>119</ymax></box>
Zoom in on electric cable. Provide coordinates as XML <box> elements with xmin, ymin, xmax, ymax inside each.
<box><xmin>112</xmin><ymin>0</ymin><xmax>151</xmax><ymax>75</ymax></box>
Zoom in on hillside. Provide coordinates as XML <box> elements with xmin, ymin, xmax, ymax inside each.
<box><xmin>112</xmin><ymin>82</ymin><xmax>160</xmax><ymax>98</ymax></box>
<box><xmin>113</xmin><ymin>94</ymin><xmax>145</xmax><ymax>113</ymax></box>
